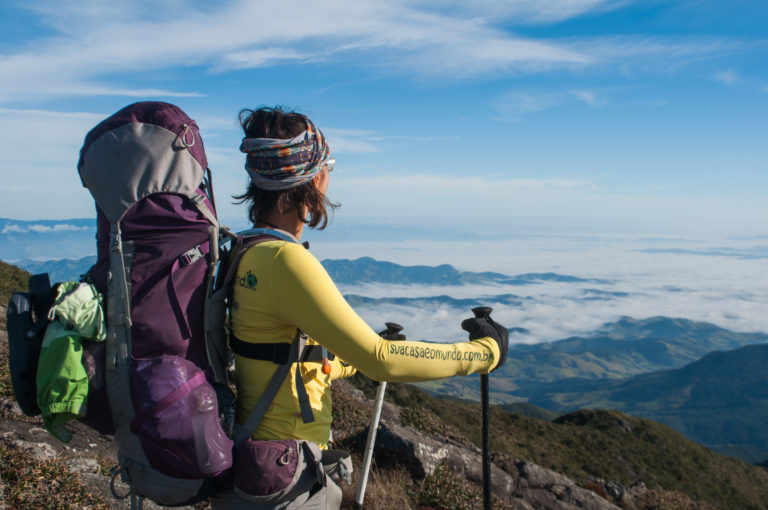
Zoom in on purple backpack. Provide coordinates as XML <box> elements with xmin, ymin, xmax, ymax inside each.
<box><xmin>78</xmin><ymin>102</ymin><xmax>233</xmax><ymax>505</ymax></box>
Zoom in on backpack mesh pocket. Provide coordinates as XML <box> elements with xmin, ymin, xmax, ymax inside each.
<box><xmin>130</xmin><ymin>355</ymin><xmax>233</xmax><ymax>478</ymax></box>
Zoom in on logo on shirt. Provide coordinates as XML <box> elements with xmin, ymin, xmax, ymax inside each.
<box><xmin>237</xmin><ymin>271</ymin><xmax>258</xmax><ymax>290</ymax></box>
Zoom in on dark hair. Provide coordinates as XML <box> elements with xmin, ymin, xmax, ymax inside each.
<box><xmin>234</xmin><ymin>107</ymin><xmax>338</xmax><ymax>230</ymax></box>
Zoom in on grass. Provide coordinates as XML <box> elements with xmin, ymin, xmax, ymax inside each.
<box><xmin>0</xmin><ymin>261</ymin><xmax>29</xmax><ymax>304</ymax></box>
<box><xmin>0</xmin><ymin>442</ymin><xmax>110</xmax><ymax>509</ymax></box>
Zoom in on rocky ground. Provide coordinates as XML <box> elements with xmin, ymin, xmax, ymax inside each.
<box><xmin>0</xmin><ymin>324</ymin><xmax>714</xmax><ymax>509</ymax></box>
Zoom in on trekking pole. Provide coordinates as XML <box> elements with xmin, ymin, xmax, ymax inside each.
<box><xmin>354</xmin><ymin>322</ymin><xmax>404</xmax><ymax>510</ymax></box>
<box><xmin>472</xmin><ymin>306</ymin><xmax>493</xmax><ymax>510</ymax></box>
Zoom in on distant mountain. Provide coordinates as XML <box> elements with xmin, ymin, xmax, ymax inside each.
<box><xmin>510</xmin><ymin>316</ymin><xmax>764</xmax><ymax>386</ymax></box>
<box><xmin>322</xmin><ymin>256</ymin><xmax>605</xmax><ymax>286</ymax></box>
<box><xmin>15</xmin><ymin>254</ymin><xmax>605</xmax><ymax>289</ymax></box>
<box><xmin>523</xmin><ymin>343</ymin><xmax>768</xmax><ymax>463</ymax></box>
<box><xmin>343</xmin><ymin>293</ymin><xmax>527</xmax><ymax>310</ymax></box>
<box><xmin>421</xmin><ymin>316</ymin><xmax>767</xmax><ymax>404</ymax></box>
<box><xmin>16</xmin><ymin>256</ymin><xmax>97</xmax><ymax>283</ymax></box>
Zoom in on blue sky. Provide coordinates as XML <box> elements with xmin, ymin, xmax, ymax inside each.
<box><xmin>0</xmin><ymin>0</ymin><xmax>766</xmax><ymax>239</ymax></box>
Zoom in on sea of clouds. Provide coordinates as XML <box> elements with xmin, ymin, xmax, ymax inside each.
<box><xmin>3</xmin><ymin>218</ymin><xmax>766</xmax><ymax>345</ymax></box>
<box><xmin>313</xmin><ymin>231</ymin><xmax>768</xmax><ymax>344</ymax></box>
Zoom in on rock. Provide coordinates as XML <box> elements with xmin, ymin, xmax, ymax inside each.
<box><xmin>0</xmin><ymin>398</ymin><xmax>22</xmax><ymax>418</ymax></box>
<box><xmin>64</xmin><ymin>457</ymin><xmax>101</xmax><ymax>474</ymax></box>
<box><xmin>511</xmin><ymin>461</ymin><xmax>621</xmax><ymax>510</ymax></box>
<box><xmin>6</xmin><ymin>440</ymin><xmax>58</xmax><ymax>462</ymax></box>
<box><xmin>374</xmin><ymin>417</ymin><xmax>621</xmax><ymax>508</ymax></box>
<box><xmin>0</xmin><ymin>471</ymin><xmax>7</xmax><ymax>510</ymax></box>
<box><xmin>75</xmin><ymin>472</ymin><xmax>197</xmax><ymax>510</ymax></box>
<box><xmin>375</xmin><ymin>421</ymin><xmax>516</xmax><ymax>500</ymax></box>
<box><xmin>604</xmin><ymin>480</ymin><xmax>626</xmax><ymax>501</ymax></box>
<box><xmin>28</xmin><ymin>427</ymin><xmax>50</xmax><ymax>438</ymax></box>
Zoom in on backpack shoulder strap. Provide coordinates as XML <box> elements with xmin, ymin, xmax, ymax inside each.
<box><xmin>204</xmin><ymin>228</ymin><xmax>296</xmax><ymax>385</ymax></box>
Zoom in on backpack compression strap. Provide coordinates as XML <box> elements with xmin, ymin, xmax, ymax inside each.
<box><xmin>233</xmin><ymin>330</ymin><xmax>310</xmax><ymax>445</ymax></box>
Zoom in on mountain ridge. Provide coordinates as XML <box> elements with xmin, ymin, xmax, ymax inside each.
<box><xmin>11</xmin><ymin>253</ymin><xmax>607</xmax><ymax>289</ymax></box>
<box><xmin>523</xmin><ymin>341</ymin><xmax>768</xmax><ymax>463</ymax></box>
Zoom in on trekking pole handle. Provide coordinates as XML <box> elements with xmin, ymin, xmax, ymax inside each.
<box><xmin>472</xmin><ymin>306</ymin><xmax>493</xmax><ymax>319</ymax></box>
<box><xmin>384</xmin><ymin>322</ymin><xmax>404</xmax><ymax>336</ymax></box>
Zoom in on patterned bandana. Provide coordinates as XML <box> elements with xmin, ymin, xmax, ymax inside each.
<box><xmin>239</xmin><ymin>117</ymin><xmax>330</xmax><ymax>191</ymax></box>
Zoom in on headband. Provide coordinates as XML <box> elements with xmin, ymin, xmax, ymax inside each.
<box><xmin>239</xmin><ymin>117</ymin><xmax>329</xmax><ymax>191</ymax></box>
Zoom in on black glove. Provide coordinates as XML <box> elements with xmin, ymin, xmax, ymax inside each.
<box><xmin>461</xmin><ymin>316</ymin><xmax>508</xmax><ymax>371</ymax></box>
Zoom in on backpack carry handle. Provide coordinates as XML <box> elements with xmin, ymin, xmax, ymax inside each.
<box><xmin>29</xmin><ymin>273</ymin><xmax>55</xmax><ymax>321</ymax></box>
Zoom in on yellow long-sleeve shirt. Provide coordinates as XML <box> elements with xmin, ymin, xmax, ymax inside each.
<box><xmin>231</xmin><ymin>239</ymin><xmax>499</xmax><ymax>448</ymax></box>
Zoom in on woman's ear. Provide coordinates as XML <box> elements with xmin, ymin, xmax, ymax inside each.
<box><xmin>313</xmin><ymin>167</ymin><xmax>329</xmax><ymax>195</ymax></box>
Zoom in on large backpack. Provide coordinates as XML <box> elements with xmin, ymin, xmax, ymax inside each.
<box><xmin>77</xmin><ymin>101</ymin><xmax>233</xmax><ymax>505</ymax></box>
<box><xmin>4</xmin><ymin>101</ymin><xmax>322</xmax><ymax>507</ymax></box>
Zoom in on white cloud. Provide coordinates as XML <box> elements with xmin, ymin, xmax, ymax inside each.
<box><xmin>0</xmin><ymin>108</ymin><xmax>104</xmax><ymax>166</ymax></box>
<box><xmin>492</xmin><ymin>88</ymin><xmax>603</xmax><ymax>120</ymax></box>
<box><xmin>218</xmin><ymin>48</ymin><xmax>316</xmax><ymax>70</ymax></box>
<box><xmin>1</xmin><ymin>223</ymin><xmax>90</xmax><ymax>234</ymax></box>
<box><xmin>570</xmin><ymin>89</ymin><xmax>601</xmax><ymax>106</ymax></box>
<box><xmin>64</xmin><ymin>86</ymin><xmax>206</xmax><ymax>98</ymax></box>
<box><xmin>412</xmin><ymin>0</ymin><xmax>628</xmax><ymax>24</ymax></box>
<box><xmin>0</xmin><ymin>0</ymin><xmax>591</xmax><ymax>102</ymax></box>
<box><xmin>492</xmin><ymin>91</ymin><xmax>563</xmax><ymax>120</ymax></box>
<box><xmin>322</xmin><ymin>129</ymin><xmax>381</xmax><ymax>154</ymax></box>
<box><xmin>712</xmin><ymin>69</ymin><xmax>740</xmax><ymax>85</ymax></box>
<box><xmin>0</xmin><ymin>1</ymin><xmax>741</xmax><ymax>102</ymax></box>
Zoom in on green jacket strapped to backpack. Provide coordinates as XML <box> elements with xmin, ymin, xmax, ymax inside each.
<box><xmin>36</xmin><ymin>281</ymin><xmax>106</xmax><ymax>442</ymax></box>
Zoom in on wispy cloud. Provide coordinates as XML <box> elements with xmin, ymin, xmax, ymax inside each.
<box><xmin>321</xmin><ymin>129</ymin><xmax>461</xmax><ymax>153</ymax></box>
<box><xmin>322</xmin><ymin>129</ymin><xmax>381</xmax><ymax>154</ymax></box>
<box><xmin>0</xmin><ymin>1</ymin><xmax>746</xmax><ymax>102</ymax></box>
<box><xmin>0</xmin><ymin>108</ymin><xmax>106</xmax><ymax>166</ymax></box>
<box><xmin>570</xmin><ymin>89</ymin><xmax>602</xmax><ymax>106</ymax></box>
<box><xmin>1</xmin><ymin>223</ymin><xmax>91</xmax><ymax>234</ymax></box>
<box><xmin>492</xmin><ymin>88</ymin><xmax>604</xmax><ymax>120</ymax></box>
<box><xmin>414</xmin><ymin>0</ymin><xmax>629</xmax><ymax>24</ymax></box>
<box><xmin>712</xmin><ymin>69</ymin><xmax>740</xmax><ymax>85</ymax></box>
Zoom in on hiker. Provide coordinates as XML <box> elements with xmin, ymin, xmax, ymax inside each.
<box><xmin>213</xmin><ymin>107</ymin><xmax>509</xmax><ymax>509</ymax></box>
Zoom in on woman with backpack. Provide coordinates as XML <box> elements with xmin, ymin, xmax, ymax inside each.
<box><xmin>213</xmin><ymin>107</ymin><xmax>509</xmax><ymax>510</ymax></box>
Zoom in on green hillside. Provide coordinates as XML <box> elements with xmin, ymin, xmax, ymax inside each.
<box><xmin>526</xmin><ymin>342</ymin><xmax>768</xmax><ymax>463</ymax></box>
<box><xmin>361</xmin><ymin>376</ymin><xmax>768</xmax><ymax>510</ymax></box>
<box><xmin>0</xmin><ymin>260</ymin><xmax>29</xmax><ymax>328</ymax></box>
<box><xmin>0</xmin><ymin>260</ymin><xmax>29</xmax><ymax>302</ymax></box>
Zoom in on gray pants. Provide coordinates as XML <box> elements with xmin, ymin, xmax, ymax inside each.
<box><xmin>212</xmin><ymin>450</ymin><xmax>351</xmax><ymax>510</ymax></box>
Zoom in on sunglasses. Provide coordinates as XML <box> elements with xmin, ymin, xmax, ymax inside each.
<box><xmin>325</xmin><ymin>157</ymin><xmax>336</xmax><ymax>172</ymax></box>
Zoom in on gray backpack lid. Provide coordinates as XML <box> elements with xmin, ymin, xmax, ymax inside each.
<box><xmin>77</xmin><ymin>101</ymin><xmax>208</xmax><ymax>223</ymax></box>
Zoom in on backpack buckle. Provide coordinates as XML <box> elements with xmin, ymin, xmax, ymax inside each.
<box><xmin>180</xmin><ymin>246</ymin><xmax>203</xmax><ymax>266</ymax></box>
